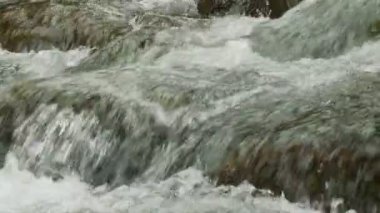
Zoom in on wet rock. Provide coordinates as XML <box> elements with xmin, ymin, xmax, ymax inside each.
<box><xmin>69</xmin><ymin>13</ymin><xmax>196</xmax><ymax>71</ymax></box>
<box><xmin>197</xmin><ymin>0</ymin><xmax>236</xmax><ymax>17</ymax></box>
<box><xmin>3</xmin><ymin>75</ymin><xmax>173</xmax><ymax>186</ymax></box>
<box><xmin>0</xmin><ymin>0</ymin><xmax>129</xmax><ymax>52</ymax></box>
<box><xmin>134</xmin><ymin>13</ymin><xmax>185</xmax><ymax>28</ymax></box>
<box><xmin>0</xmin><ymin>104</ymin><xmax>14</xmax><ymax>143</ymax></box>
<box><xmin>69</xmin><ymin>27</ymin><xmax>156</xmax><ymax>71</ymax></box>
<box><xmin>218</xmin><ymin>140</ymin><xmax>380</xmax><ymax>212</ymax></box>
<box><xmin>42</xmin><ymin>169</ymin><xmax>64</xmax><ymax>182</ymax></box>
<box><xmin>0</xmin><ymin>103</ymin><xmax>14</xmax><ymax>168</ymax></box>
<box><xmin>370</xmin><ymin>20</ymin><xmax>380</xmax><ymax>37</ymax></box>
<box><xmin>197</xmin><ymin>0</ymin><xmax>302</xmax><ymax>18</ymax></box>
<box><xmin>146</xmin><ymin>85</ymin><xmax>194</xmax><ymax>110</ymax></box>
<box><xmin>215</xmin><ymin>73</ymin><xmax>380</xmax><ymax>212</ymax></box>
<box><xmin>267</xmin><ymin>0</ymin><xmax>302</xmax><ymax>18</ymax></box>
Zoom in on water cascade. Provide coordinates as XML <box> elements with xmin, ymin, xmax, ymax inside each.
<box><xmin>0</xmin><ymin>0</ymin><xmax>380</xmax><ymax>212</ymax></box>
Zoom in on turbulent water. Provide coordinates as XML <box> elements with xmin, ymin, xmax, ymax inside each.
<box><xmin>0</xmin><ymin>0</ymin><xmax>379</xmax><ymax>212</ymax></box>
<box><xmin>0</xmin><ymin>153</ymin><xmax>321</xmax><ymax>213</ymax></box>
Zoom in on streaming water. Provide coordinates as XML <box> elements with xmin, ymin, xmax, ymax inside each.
<box><xmin>0</xmin><ymin>153</ymin><xmax>318</xmax><ymax>213</ymax></box>
<box><xmin>0</xmin><ymin>0</ymin><xmax>379</xmax><ymax>212</ymax></box>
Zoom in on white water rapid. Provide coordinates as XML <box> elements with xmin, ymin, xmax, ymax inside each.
<box><xmin>0</xmin><ymin>0</ymin><xmax>379</xmax><ymax>212</ymax></box>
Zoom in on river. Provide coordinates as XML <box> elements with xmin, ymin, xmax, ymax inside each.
<box><xmin>0</xmin><ymin>0</ymin><xmax>379</xmax><ymax>212</ymax></box>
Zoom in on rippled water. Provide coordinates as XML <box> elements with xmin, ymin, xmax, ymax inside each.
<box><xmin>0</xmin><ymin>0</ymin><xmax>379</xmax><ymax>212</ymax></box>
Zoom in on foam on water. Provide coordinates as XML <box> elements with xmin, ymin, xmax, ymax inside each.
<box><xmin>0</xmin><ymin>48</ymin><xmax>90</xmax><ymax>80</ymax></box>
<box><xmin>0</xmin><ymin>153</ymin><xmax>318</xmax><ymax>213</ymax></box>
<box><xmin>0</xmin><ymin>0</ymin><xmax>379</xmax><ymax>212</ymax></box>
<box><xmin>152</xmin><ymin>14</ymin><xmax>380</xmax><ymax>95</ymax></box>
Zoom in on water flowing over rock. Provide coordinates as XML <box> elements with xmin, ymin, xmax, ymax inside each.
<box><xmin>250</xmin><ymin>0</ymin><xmax>380</xmax><ymax>61</ymax></box>
<box><xmin>215</xmin><ymin>73</ymin><xmax>380</xmax><ymax>212</ymax></box>
<box><xmin>197</xmin><ymin>0</ymin><xmax>302</xmax><ymax>18</ymax></box>
<box><xmin>71</xmin><ymin>13</ymin><xmax>205</xmax><ymax>71</ymax></box>
<box><xmin>0</xmin><ymin>0</ymin><xmax>380</xmax><ymax>212</ymax></box>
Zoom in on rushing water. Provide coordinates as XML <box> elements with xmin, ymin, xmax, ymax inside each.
<box><xmin>0</xmin><ymin>153</ymin><xmax>321</xmax><ymax>213</ymax></box>
<box><xmin>0</xmin><ymin>0</ymin><xmax>379</xmax><ymax>212</ymax></box>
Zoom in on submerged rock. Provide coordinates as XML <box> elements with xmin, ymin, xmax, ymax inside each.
<box><xmin>197</xmin><ymin>0</ymin><xmax>302</xmax><ymax>18</ymax></box>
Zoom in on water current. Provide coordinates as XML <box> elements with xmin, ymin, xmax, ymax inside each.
<box><xmin>0</xmin><ymin>0</ymin><xmax>379</xmax><ymax>212</ymax></box>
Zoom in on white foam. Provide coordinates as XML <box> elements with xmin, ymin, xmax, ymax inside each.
<box><xmin>152</xmin><ymin>14</ymin><xmax>380</xmax><ymax>92</ymax></box>
<box><xmin>0</xmin><ymin>48</ymin><xmax>90</xmax><ymax>78</ymax></box>
<box><xmin>0</xmin><ymin>1</ymin><xmax>379</xmax><ymax>212</ymax></box>
<box><xmin>0</xmin><ymin>153</ymin><xmax>318</xmax><ymax>213</ymax></box>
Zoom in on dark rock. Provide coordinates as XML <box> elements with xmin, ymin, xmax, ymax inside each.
<box><xmin>0</xmin><ymin>103</ymin><xmax>15</xmax><ymax>168</ymax></box>
<box><xmin>267</xmin><ymin>0</ymin><xmax>301</xmax><ymax>18</ymax></box>
<box><xmin>197</xmin><ymin>0</ymin><xmax>236</xmax><ymax>17</ymax></box>
<box><xmin>197</xmin><ymin>0</ymin><xmax>302</xmax><ymax>18</ymax></box>
<box><xmin>370</xmin><ymin>20</ymin><xmax>380</xmax><ymax>37</ymax></box>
